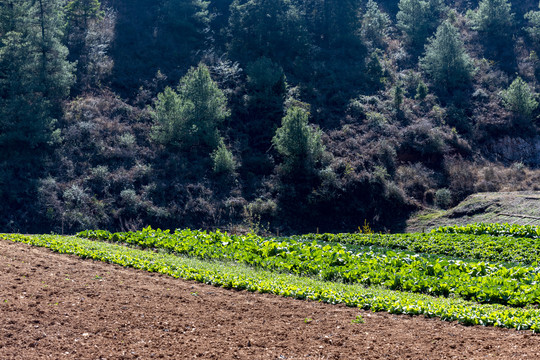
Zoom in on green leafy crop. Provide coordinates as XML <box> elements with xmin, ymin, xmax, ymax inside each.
<box><xmin>3</xmin><ymin>233</ymin><xmax>540</xmax><ymax>333</ymax></box>
<box><xmin>78</xmin><ymin>227</ymin><xmax>540</xmax><ymax>307</ymax></box>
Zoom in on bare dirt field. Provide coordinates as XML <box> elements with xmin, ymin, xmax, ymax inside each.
<box><xmin>1</xmin><ymin>240</ymin><xmax>540</xmax><ymax>360</ymax></box>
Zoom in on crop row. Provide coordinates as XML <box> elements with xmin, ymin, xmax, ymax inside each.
<box><xmin>3</xmin><ymin>233</ymin><xmax>540</xmax><ymax>333</ymax></box>
<box><xmin>433</xmin><ymin>223</ymin><xmax>540</xmax><ymax>239</ymax></box>
<box><xmin>293</xmin><ymin>232</ymin><xmax>540</xmax><ymax>265</ymax></box>
<box><xmin>78</xmin><ymin>227</ymin><xmax>540</xmax><ymax>307</ymax></box>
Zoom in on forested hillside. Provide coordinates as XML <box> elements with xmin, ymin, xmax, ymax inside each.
<box><xmin>1</xmin><ymin>0</ymin><xmax>540</xmax><ymax>234</ymax></box>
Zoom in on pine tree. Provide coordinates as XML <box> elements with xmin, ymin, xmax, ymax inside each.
<box><xmin>65</xmin><ymin>0</ymin><xmax>103</xmax><ymax>33</ymax></box>
<box><xmin>33</xmin><ymin>0</ymin><xmax>76</xmax><ymax>100</ymax></box>
<box><xmin>420</xmin><ymin>21</ymin><xmax>474</xmax><ymax>94</ymax></box>
<box><xmin>245</xmin><ymin>57</ymin><xmax>287</xmax><ymax>150</ymax></box>
<box><xmin>415</xmin><ymin>80</ymin><xmax>428</xmax><ymax>100</ymax></box>
<box><xmin>0</xmin><ymin>0</ymin><xmax>74</xmax><ymax>226</ymax></box>
<box><xmin>159</xmin><ymin>0</ymin><xmax>210</xmax><ymax>54</ymax></box>
<box><xmin>501</xmin><ymin>77</ymin><xmax>538</xmax><ymax>127</ymax></box>
<box><xmin>397</xmin><ymin>0</ymin><xmax>446</xmax><ymax>54</ymax></box>
<box><xmin>212</xmin><ymin>141</ymin><xmax>237</xmax><ymax>175</ymax></box>
<box><xmin>469</xmin><ymin>0</ymin><xmax>514</xmax><ymax>41</ymax></box>
<box><xmin>361</xmin><ymin>0</ymin><xmax>391</xmax><ymax>50</ymax></box>
<box><xmin>525</xmin><ymin>2</ymin><xmax>540</xmax><ymax>48</ymax></box>
<box><xmin>318</xmin><ymin>0</ymin><xmax>362</xmax><ymax>47</ymax></box>
<box><xmin>0</xmin><ymin>0</ymin><xmax>74</xmax><ymax>153</ymax></box>
<box><xmin>152</xmin><ymin>64</ymin><xmax>229</xmax><ymax>151</ymax></box>
<box><xmin>65</xmin><ymin>0</ymin><xmax>106</xmax><ymax>90</ymax></box>
<box><xmin>228</xmin><ymin>0</ymin><xmax>308</xmax><ymax>64</ymax></box>
<box><xmin>272</xmin><ymin>106</ymin><xmax>324</xmax><ymax>178</ymax></box>
<box><xmin>366</xmin><ymin>51</ymin><xmax>385</xmax><ymax>90</ymax></box>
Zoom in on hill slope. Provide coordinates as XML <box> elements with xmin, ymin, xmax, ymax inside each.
<box><xmin>407</xmin><ymin>191</ymin><xmax>540</xmax><ymax>232</ymax></box>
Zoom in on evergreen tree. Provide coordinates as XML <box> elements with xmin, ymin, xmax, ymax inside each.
<box><xmin>245</xmin><ymin>57</ymin><xmax>287</xmax><ymax>150</ymax></box>
<box><xmin>397</xmin><ymin>0</ymin><xmax>446</xmax><ymax>54</ymax></box>
<box><xmin>159</xmin><ymin>0</ymin><xmax>210</xmax><ymax>55</ymax></box>
<box><xmin>65</xmin><ymin>0</ymin><xmax>106</xmax><ymax>90</ymax></box>
<box><xmin>212</xmin><ymin>141</ymin><xmax>237</xmax><ymax>175</ymax></box>
<box><xmin>0</xmin><ymin>0</ymin><xmax>20</xmax><ymax>35</ymax></box>
<box><xmin>469</xmin><ymin>0</ymin><xmax>515</xmax><ymax>68</ymax></box>
<box><xmin>65</xmin><ymin>0</ymin><xmax>103</xmax><ymax>33</ymax></box>
<box><xmin>420</xmin><ymin>21</ymin><xmax>474</xmax><ymax>95</ymax></box>
<box><xmin>228</xmin><ymin>0</ymin><xmax>308</xmax><ymax>64</ymax></box>
<box><xmin>152</xmin><ymin>64</ymin><xmax>229</xmax><ymax>151</ymax></box>
<box><xmin>469</xmin><ymin>0</ymin><xmax>514</xmax><ymax>41</ymax></box>
<box><xmin>415</xmin><ymin>80</ymin><xmax>428</xmax><ymax>100</ymax></box>
<box><xmin>501</xmin><ymin>76</ymin><xmax>538</xmax><ymax>127</ymax></box>
<box><xmin>366</xmin><ymin>51</ymin><xmax>386</xmax><ymax>90</ymax></box>
<box><xmin>0</xmin><ymin>0</ymin><xmax>74</xmax><ymax>154</ymax></box>
<box><xmin>33</xmin><ymin>0</ymin><xmax>76</xmax><ymax>100</ymax></box>
<box><xmin>525</xmin><ymin>3</ymin><xmax>540</xmax><ymax>48</ymax></box>
<box><xmin>0</xmin><ymin>0</ymin><xmax>74</xmax><ymax>228</ymax></box>
<box><xmin>296</xmin><ymin>0</ymin><xmax>366</xmax><ymax>110</ymax></box>
<box><xmin>272</xmin><ymin>106</ymin><xmax>324</xmax><ymax>178</ymax></box>
<box><xmin>314</xmin><ymin>0</ymin><xmax>362</xmax><ymax>47</ymax></box>
<box><xmin>361</xmin><ymin>0</ymin><xmax>391</xmax><ymax>50</ymax></box>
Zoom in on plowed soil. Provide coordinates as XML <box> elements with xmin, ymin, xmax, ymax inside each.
<box><xmin>1</xmin><ymin>240</ymin><xmax>539</xmax><ymax>360</ymax></box>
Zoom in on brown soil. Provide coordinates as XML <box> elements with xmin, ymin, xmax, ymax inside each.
<box><xmin>1</xmin><ymin>240</ymin><xmax>539</xmax><ymax>360</ymax></box>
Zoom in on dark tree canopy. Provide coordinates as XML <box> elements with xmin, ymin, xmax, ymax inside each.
<box><xmin>1</xmin><ymin>0</ymin><xmax>540</xmax><ymax>234</ymax></box>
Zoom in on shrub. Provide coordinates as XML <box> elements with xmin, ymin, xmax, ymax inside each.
<box><xmin>396</xmin><ymin>163</ymin><xmax>436</xmax><ymax>202</ymax></box>
<box><xmin>415</xmin><ymin>80</ymin><xmax>428</xmax><ymax>100</ymax></box>
<box><xmin>212</xmin><ymin>142</ymin><xmax>237</xmax><ymax>175</ymax></box>
<box><xmin>435</xmin><ymin>188</ymin><xmax>452</xmax><ymax>209</ymax></box>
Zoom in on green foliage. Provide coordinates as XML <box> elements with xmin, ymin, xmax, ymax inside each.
<box><xmin>65</xmin><ymin>0</ymin><xmax>103</xmax><ymax>31</ymax></box>
<box><xmin>393</xmin><ymin>84</ymin><xmax>404</xmax><ymax>111</ymax></box>
<box><xmin>246</xmin><ymin>57</ymin><xmax>287</xmax><ymax>99</ymax></box>
<box><xmin>500</xmin><ymin>77</ymin><xmax>538</xmax><ymax>126</ymax></box>
<box><xmin>34</xmin><ymin>0</ymin><xmax>76</xmax><ymax>99</ymax></box>
<box><xmin>435</xmin><ymin>188</ymin><xmax>452</xmax><ymax>209</ymax></box>
<box><xmin>415</xmin><ymin>80</ymin><xmax>429</xmax><ymax>100</ymax></box>
<box><xmin>6</xmin><ymin>232</ymin><xmax>540</xmax><ymax>332</ymax></box>
<box><xmin>0</xmin><ymin>0</ymin><xmax>75</xmax><ymax>225</ymax></box>
<box><xmin>397</xmin><ymin>0</ymin><xmax>446</xmax><ymax>53</ymax></box>
<box><xmin>351</xmin><ymin>315</ymin><xmax>365</xmax><ymax>324</ymax></box>
<box><xmin>272</xmin><ymin>107</ymin><xmax>325</xmax><ymax>177</ymax></box>
<box><xmin>366</xmin><ymin>51</ymin><xmax>386</xmax><ymax>90</ymax></box>
<box><xmin>77</xmin><ymin>227</ymin><xmax>540</xmax><ymax>307</ymax></box>
<box><xmin>159</xmin><ymin>0</ymin><xmax>210</xmax><ymax>53</ymax></box>
<box><xmin>360</xmin><ymin>0</ymin><xmax>391</xmax><ymax>50</ymax></box>
<box><xmin>245</xmin><ymin>57</ymin><xmax>287</xmax><ymax>148</ymax></box>
<box><xmin>434</xmin><ymin>223</ymin><xmax>540</xmax><ymax>240</ymax></box>
<box><xmin>228</xmin><ymin>0</ymin><xmax>308</xmax><ymax>63</ymax></box>
<box><xmin>468</xmin><ymin>0</ymin><xmax>514</xmax><ymax>40</ymax></box>
<box><xmin>302</xmin><ymin>0</ymin><xmax>363</xmax><ymax>48</ymax></box>
<box><xmin>151</xmin><ymin>87</ymin><xmax>185</xmax><ymax>146</ymax></box>
<box><xmin>151</xmin><ymin>64</ymin><xmax>229</xmax><ymax>150</ymax></box>
<box><xmin>525</xmin><ymin>5</ymin><xmax>540</xmax><ymax>47</ymax></box>
<box><xmin>212</xmin><ymin>141</ymin><xmax>237</xmax><ymax>175</ymax></box>
<box><xmin>296</xmin><ymin>229</ymin><xmax>540</xmax><ymax>266</ymax></box>
<box><xmin>64</xmin><ymin>0</ymin><xmax>111</xmax><ymax>90</ymax></box>
<box><xmin>420</xmin><ymin>21</ymin><xmax>474</xmax><ymax>94</ymax></box>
